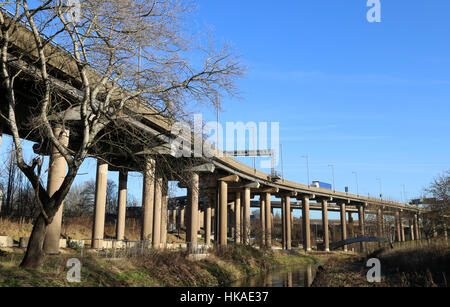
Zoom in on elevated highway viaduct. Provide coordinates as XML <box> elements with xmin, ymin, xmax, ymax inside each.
<box><xmin>0</xmin><ymin>21</ymin><xmax>427</xmax><ymax>254</ymax></box>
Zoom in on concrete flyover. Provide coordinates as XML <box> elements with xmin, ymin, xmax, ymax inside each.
<box><xmin>0</xmin><ymin>22</ymin><xmax>428</xmax><ymax>254</ymax></box>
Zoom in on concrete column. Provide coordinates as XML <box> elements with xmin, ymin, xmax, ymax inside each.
<box><xmin>377</xmin><ymin>208</ymin><xmax>384</xmax><ymax>238</ymax></box>
<box><xmin>302</xmin><ymin>195</ymin><xmax>311</xmax><ymax>252</ymax></box>
<box><xmin>152</xmin><ymin>175</ymin><xmax>162</xmax><ymax>249</ymax></box>
<box><xmin>219</xmin><ymin>180</ymin><xmax>228</xmax><ymax>247</ymax></box>
<box><xmin>43</xmin><ymin>127</ymin><xmax>70</xmax><ymax>254</ymax></box>
<box><xmin>240</xmin><ymin>201</ymin><xmax>244</xmax><ymax>241</ymax></box>
<box><xmin>229</xmin><ymin>202</ymin><xmax>235</xmax><ymax>240</ymax></box>
<box><xmin>432</xmin><ymin>223</ymin><xmax>438</xmax><ymax>238</ymax></box>
<box><xmin>160</xmin><ymin>179</ymin><xmax>168</xmax><ymax>247</ymax></box>
<box><xmin>358</xmin><ymin>204</ymin><xmax>366</xmax><ymax>252</ymax></box>
<box><xmin>141</xmin><ymin>158</ymin><xmax>155</xmax><ymax>241</ymax></box>
<box><xmin>321</xmin><ymin>199</ymin><xmax>329</xmax><ymax>252</ymax></box>
<box><xmin>205</xmin><ymin>193</ymin><xmax>213</xmax><ymax>246</ymax></box>
<box><xmin>186</xmin><ymin>173</ymin><xmax>199</xmax><ymax>251</ymax></box>
<box><xmin>340</xmin><ymin>202</ymin><xmax>347</xmax><ymax>251</ymax></box>
<box><xmin>243</xmin><ymin>187</ymin><xmax>251</xmax><ymax>245</ymax></box>
<box><xmin>91</xmin><ymin>160</ymin><xmax>108</xmax><ymax>248</ymax></box>
<box><xmin>116</xmin><ymin>170</ymin><xmax>128</xmax><ymax>241</ymax></box>
<box><xmin>285</xmin><ymin>195</ymin><xmax>291</xmax><ymax>250</ymax></box>
<box><xmin>265</xmin><ymin>193</ymin><xmax>272</xmax><ymax>248</ymax></box>
<box><xmin>400</xmin><ymin>214</ymin><xmax>405</xmax><ymax>242</ymax></box>
<box><xmin>180</xmin><ymin>207</ymin><xmax>185</xmax><ymax>228</ymax></box>
<box><xmin>281</xmin><ymin>198</ymin><xmax>286</xmax><ymax>249</ymax></box>
<box><xmin>260</xmin><ymin>196</ymin><xmax>266</xmax><ymax>248</ymax></box>
<box><xmin>348</xmin><ymin>212</ymin><xmax>354</xmax><ymax>237</ymax></box>
<box><xmin>395</xmin><ymin>211</ymin><xmax>401</xmax><ymax>242</ymax></box>
<box><xmin>409</xmin><ymin>218</ymin><xmax>415</xmax><ymax>241</ymax></box>
<box><xmin>414</xmin><ymin>214</ymin><xmax>420</xmax><ymax>241</ymax></box>
<box><xmin>172</xmin><ymin>208</ymin><xmax>177</xmax><ymax>226</ymax></box>
<box><xmin>234</xmin><ymin>191</ymin><xmax>241</xmax><ymax>244</ymax></box>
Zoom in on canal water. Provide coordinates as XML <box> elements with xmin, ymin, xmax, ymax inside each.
<box><xmin>227</xmin><ymin>264</ymin><xmax>318</xmax><ymax>287</ymax></box>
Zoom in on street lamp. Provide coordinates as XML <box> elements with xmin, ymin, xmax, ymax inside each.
<box><xmin>302</xmin><ymin>155</ymin><xmax>310</xmax><ymax>187</ymax></box>
<box><xmin>401</xmin><ymin>184</ymin><xmax>407</xmax><ymax>203</ymax></box>
<box><xmin>352</xmin><ymin>171</ymin><xmax>359</xmax><ymax>196</ymax></box>
<box><xmin>328</xmin><ymin>164</ymin><xmax>335</xmax><ymax>192</ymax></box>
<box><xmin>376</xmin><ymin>178</ymin><xmax>382</xmax><ymax>199</ymax></box>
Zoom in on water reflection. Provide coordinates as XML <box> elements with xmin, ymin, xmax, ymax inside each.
<box><xmin>228</xmin><ymin>264</ymin><xmax>318</xmax><ymax>287</ymax></box>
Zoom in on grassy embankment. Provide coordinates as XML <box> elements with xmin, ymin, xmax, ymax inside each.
<box><xmin>312</xmin><ymin>240</ymin><xmax>450</xmax><ymax>287</ymax></box>
<box><xmin>0</xmin><ymin>244</ymin><xmax>325</xmax><ymax>287</ymax></box>
<box><xmin>1</xmin><ymin>217</ymin><xmax>320</xmax><ymax>286</ymax></box>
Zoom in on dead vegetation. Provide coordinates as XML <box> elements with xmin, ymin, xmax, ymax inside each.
<box><xmin>312</xmin><ymin>241</ymin><xmax>450</xmax><ymax>287</ymax></box>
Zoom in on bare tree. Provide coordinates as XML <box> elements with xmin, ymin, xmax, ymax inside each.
<box><xmin>423</xmin><ymin>170</ymin><xmax>450</xmax><ymax>237</ymax></box>
<box><xmin>0</xmin><ymin>0</ymin><xmax>244</xmax><ymax>268</ymax></box>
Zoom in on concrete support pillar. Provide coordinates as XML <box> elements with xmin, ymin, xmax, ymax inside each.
<box><xmin>400</xmin><ymin>214</ymin><xmax>405</xmax><ymax>242</ymax></box>
<box><xmin>243</xmin><ymin>188</ymin><xmax>251</xmax><ymax>245</ymax></box>
<box><xmin>240</xmin><ymin>201</ymin><xmax>244</xmax><ymax>241</ymax></box>
<box><xmin>116</xmin><ymin>170</ymin><xmax>128</xmax><ymax>241</ymax></box>
<box><xmin>229</xmin><ymin>202</ymin><xmax>235</xmax><ymax>240</ymax></box>
<box><xmin>285</xmin><ymin>195</ymin><xmax>292</xmax><ymax>250</ymax></box>
<box><xmin>321</xmin><ymin>199</ymin><xmax>329</xmax><ymax>252</ymax></box>
<box><xmin>281</xmin><ymin>198</ymin><xmax>286</xmax><ymax>249</ymax></box>
<box><xmin>91</xmin><ymin>160</ymin><xmax>108</xmax><ymax>248</ymax></box>
<box><xmin>152</xmin><ymin>175</ymin><xmax>162</xmax><ymax>249</ymax></box>
<box><xmin>395</xmin><ymin>211</ymin><xmax>401</xmax><ymax>242</ymax></box>
<box><xmin>414</xmin><ymin>214</ymin><xmax>420</xmax><ymax>241</ymax></box>
<box><xmin>409</xmin><ymin>218</ymin><xmax>415</xmax><ymax>241</ymax></box>
<box><xmin>348</xmin><ymin>212</ymin><xmax>354</xmax><ymax>237</ymax></box>
<box><xmin>234</xmin><ymin>191</ymin><xmax>241</xmax><ymax>244</ymax></box>
<box><xmin>265</xmin><ymin>193</ymin><xmax>272</xmax><ymax>249</ymax></box>
<box><xmin>180</xmin><ymin>207</ymin><xmax>185</xmax><ymax>228</ymax></box>
<box><xmin>205</xmin><ymin>193</ymin><xmax>213</xmax><ymax>246</ymax></box>
<box><xmin>186</xmin><ymin>173</ymin><xmax>199</xmax><ymax>251</ymax></box>
<box><xmin>160</xmin><ymin>179</ymin><xmax>168</xmax><ymax>247</ymax></box>
<box><xmin>219</xmin><ymin>180</ymin><xmax>228</xmax><ymax>247</ymax></box>
<box><xmin>291</xmin><ymin>209</ymin><xmax>294</xmax><ymax>232</ymax></box>
<box><xmin>172</xmin><ymin>208</ymin><xmax>177</xmax><ymax>226</ymax></box>
<box><xmin>141</xmin><ymin>158</ymin><xmax>155</xmax><ymax>241</ymax></box>
<box><xmin>260</xmin><ymin>196</ymin><xmax>266</xmax><ymax>248</ymax></box>
<box><xmin>432</xmin><ymin>223</ymin><xmax>438</xmax><ymax>238</ymax></box>
<box><xmin>339</xmin><ymin>202</ymin><xmax>347</xmax><ymax>251</ymax></box>
<box><xmin>358</xmin><ymin>204</ymin><xmax>366</xmax><ymax>253</ymax></box>
<box><xmin>302</xmin><ymin>196</ymin><xmax>311</xmax><ymax>252</ymax></box>
<box><xmin>43</xmin><ymin>127</ymin><xmax>70</xmax><ymax>254</ymax></box>
<box><xmin>377</xmin><ymin>208</ymin><xmax>384</xmax><ymax>238</ymax></box>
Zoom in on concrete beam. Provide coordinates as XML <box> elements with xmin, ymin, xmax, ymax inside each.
<box><xmin>218</xmin><ymin>175</ymin><xmax>240</xmax><ymax>183</ymax></box>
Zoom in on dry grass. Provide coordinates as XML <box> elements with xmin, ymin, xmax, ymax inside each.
<box><xmin>0</xmin><ymin>217</ymin><xmax>34</xmax><ymax>241</ymax></box>
<box><xmin>312</xmin><ymin>241</ymin><xmax>450</xmax><ymax>287</ymax></box>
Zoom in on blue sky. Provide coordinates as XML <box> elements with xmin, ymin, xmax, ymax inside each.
<box><xmin>1</xmin><ymin>0</ymin><xmax>449</xmax><ymax>219</ymax></box>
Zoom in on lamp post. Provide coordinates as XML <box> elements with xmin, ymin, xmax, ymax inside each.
<box><xmin>352</xmin><ymin>171</ymin><xmax>359</xmax><ymax>196</ymax></box>
<box><xmin>401</xmin><ymin>184</ymin><xmax>407</xmax><ymax>204</ymax></box>
<box><xmin>302</xmin><ymin>155</ymin><xmax>310</xmax><ymax>187</ymax></box>
<box><xmin>376</xmin><ymin>178</ymin><xmax>382</xmax><ymax>200</ymax></box>
<box><xmin>328</xmin><ymin>164</ymin><xmax>335</xmax><ymax>192</ymax></box>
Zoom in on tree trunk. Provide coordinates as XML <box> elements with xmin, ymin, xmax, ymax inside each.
<box><xmin>19</xmin><ymin>213</ymin><xmax>48</xmax><ymax>269</ymax></box>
